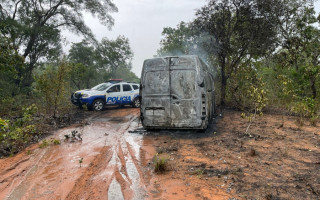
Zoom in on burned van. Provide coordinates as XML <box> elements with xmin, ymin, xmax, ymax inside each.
<box><xmin>140</xmin><ymin>55</ymin><xmax>215</xmax><ymax>129</ymax></box>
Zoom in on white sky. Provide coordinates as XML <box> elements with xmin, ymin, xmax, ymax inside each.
<box><xmin>63</xmin><ymin>0</ymin><xmax>207</xmax><ymax>77</ymax></box>
<box><xmin>63</xmin><ymin>0</ymin><xmax>320</xmax><ymax>78</ymax></box>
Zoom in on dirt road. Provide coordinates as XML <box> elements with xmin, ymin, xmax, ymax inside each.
<box><xmin>0</xmin><ymin>108</ymin><xmax>156</xmax><ymax>200</ymax></box>
<box><xmin>0</xmin><ymin>108</ymin><xmax>319</xmax><ymax>200</ymax></box>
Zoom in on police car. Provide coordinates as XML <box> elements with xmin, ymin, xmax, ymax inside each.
<box><xmin>71</xmin><ymin>81</ymin><xmax>140</xmax><ymax>111</ymax></box>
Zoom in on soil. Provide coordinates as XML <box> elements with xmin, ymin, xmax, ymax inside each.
<box><xmin>0</xmin><ymin>108</ymin><xmax>319</xmax><ymax>200</ymax></box>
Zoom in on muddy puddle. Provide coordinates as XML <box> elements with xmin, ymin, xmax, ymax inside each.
<box><xmin>1</xmin><ymin>108</ymin><xmax>319</xmax><ymax>200</ymax></box>
<box><xmin>0</xmin><ymin>108</ymin><xmax>157</xmax><ymax>200</ymax></box>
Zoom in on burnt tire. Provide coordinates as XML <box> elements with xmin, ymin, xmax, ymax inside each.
<box><xmin>132</xmin><ymin>98</ymin><xmax>141</xmax><ymax>108</ymax></box>
<box><xmin>92</xmin><ymin>99</ymin><xmax>104</xmax><ymax>111</ymax></box>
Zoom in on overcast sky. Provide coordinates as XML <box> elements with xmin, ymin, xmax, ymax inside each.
<box><xmin>64</xmin><ymin>0</ymin><xmax>207</xmax><ymax>77</ymax></box>
<box><xmin>64</xmin><ymin>0</ymin><xmax>320</xmax><ymax>78</ymax></box>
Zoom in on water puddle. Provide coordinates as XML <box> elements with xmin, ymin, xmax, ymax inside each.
<box><xmin>108</xmin><ymin>179</ymin><xmax>124</xmax><ymax>200</ymax></box>
<box><xmin>0</xmin><ymin>108</ymin><xmax>156</xmax><ymax>200</ymax></box>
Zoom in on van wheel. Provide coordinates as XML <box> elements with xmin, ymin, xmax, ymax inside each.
<box><xmin>132</xmin><ymin>98</ymin><xmax>141</xmax><ymax>108</ymax></box>
<box><xmin>93</xmin><ymin>99</ymin><xmax>104</xmax><ymax>111</ymax></box>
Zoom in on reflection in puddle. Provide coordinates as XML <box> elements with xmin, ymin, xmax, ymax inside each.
<box><xmin>0</xmin><ymin>109</ymin><xmax>156</xmax><ymax>200</ymax></box>
<box><xmin>108</xmin><ymin>179</ymin><xmax>124</xmax><ymax>200</ymax></box>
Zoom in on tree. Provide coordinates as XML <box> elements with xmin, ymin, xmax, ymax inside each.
<box><xmin>68</xmin><ymin>36</ymin><xmax>135</xmax><ymax>88</ymax></box>
<box><xmin>0</xmin><ymin>0</ymin><xmax>118</xmax><ymax>87</ymax></box>
<box><xmin>158</xmin><ymin>22</ymin><xmax>195</xmax><ymax>56</ymax></box>
<box><xmin>68</xmin><ymin>40</ymin><xmax>97</xmax><ymax>88</ymax></box>
<box><xmin>158</xmin><ymin>21</ymin><xmax>215</xmax><ymax>66</ymax></box>
<box><xmin>194</xmin><ymin>0</ymin><xmax>282</xmax><ymax>106</ymax></box>
<box><xmin>96</xmin><ymin>36</ymin><xmax>134</xmax><ymax>77</ymax></box>
<box><xmin>0</xmin><ymin>35</ymin><xmax>24</xmax><ymax>100</ymax></box>
<box><xmin>279</xmin><ymin>5</ymin><xmax>320</xmax><ymax>99</ymax></box>
<box><xmin>111</xmin><ymin>66</ymin><xmax>140</xmax><ymax>83</ymax></box>
<box><xmin>68</xmin><ymin>63</ymin><xmax>90</xmax><ymax>90</ymax></box>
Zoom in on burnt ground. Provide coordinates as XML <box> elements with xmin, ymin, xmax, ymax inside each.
<box><xmin>145</xmin><ymin>109</ymin><xmax>320</xmax><ymax>200</ymax></box>
<box><xmin>0</xmin><ymin>108</ymin><xmax>319</xmax><ymax>200</ymax></box>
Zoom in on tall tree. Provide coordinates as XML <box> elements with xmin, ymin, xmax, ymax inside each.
<box><xmin>67</xmin><ymin>36</ymin><xmax>134</xmax><ymax>88</ymax></box>
<box><xmin>194</xmin><ymin>0</ymin><xmax>282</xmax><ymax>106</ymax></box>
<box><xmin>96</xmin><ymin>35</ymin><xmax>134</xmax><ymax>77</ymax></box>
<box><xmin>274</xmin><ymin>5</ymin><xmax>320</xmax><ymax>99</ymax></box>
<box><xmin>0</xmin><ymin>0</ymin><xmax>118</xmax><ymax>87</ymax></box>
<box><xmin>68</xmin><ymin>40</ymin><xmax>96</xmax><ymax>88</ymax></box>
<box><xmin>0</xmin><ymin>35</ymin><xmax>24</xmax><ymax>99</ymax></box>
<box><xmin>158</xmin><ymin>22</ymin><xmax>195</xmax><ymax>56</ymax></box>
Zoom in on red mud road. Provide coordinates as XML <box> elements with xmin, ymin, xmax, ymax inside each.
<box><xmin>1</xmin><ymin>108</ymin><xmax>319</xmax><ymax>200</ymax></box>
<box><xmin>0</xmin><ymin>108</ymin><xmax>157</xmax><ymax>200</ymax></box>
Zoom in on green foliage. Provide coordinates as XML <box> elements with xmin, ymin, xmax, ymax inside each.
<box><xmin>291</xmin><ymin>97</ymin><xmax>319</xmax><ymax>125</ymax></box>
<box><xmin>79</xmin><ymin>157</ymin><xmax>83</xmax><ymax>167</ymax></box>
<box><xmin>231</xmin><ymin>62</ymin><xmax>268</xmax><ymax>133</ymax></box>
<box><xmin>0</xmin><ymin>0</ymin><xmax>118</xmax><ymax>86</ymax></box>
<box><xmin>35</xmin><ymin>61</ymin><xmax>71</xmax><ymax>118</ymax></box>
<box><xmin>0</xmin><ymin>36</ymin><xmax>25</xmax><ymax>102</ymax></box>
<box><xmin>196</xmin><ymin>168</ymin><xmax>205</xmax><ymax>178</ymax></box>
<box><xmin>258</xmin><ymin>5</ymin><xmax>320</xmax><ymax>120</ymax></box>
<box><xmin>96</xmin><ymin>36</ymin><xmax>134</xmax><ymax>77</ymax></box>
<box><xmin>194</xmin><ymin>0</ymin><xmax>281</xmax><ymax>105</ymax></box>
<box><xmin>153</xmin><ymin>153</ymin><xmax>168</xmax><ymax>173</ymax></box>
<box><xmin>68</xmin><ymin>41</ymin><xmax>98</xmax><ymax>89</ymax></box>
<box><xmin>52</xmin><ymin>138</ymin><xmax>61</xmax><ymax>145</ymax></box>
<box><xmin>68</xmin><ymin>36</ymin><xmax>135</xmax><ymax>89</ymax></box>
<box><xmin>69</xmin><ymin>63</ymin><xmax>91</xmax><ymax>90</ymax></box>
<box><xmin>157</xmin><ymin>21</ymin><xmax>214</xmax><ymax>66</ymax></box>
<box><xmin>39</xmin><ymin>138</ymin><xmax>61</xmax><ymax>148</ymax></box>
<box><xmin>0</xmin><ymin>118</ymin><xmax>9</xmax><ymax>132</ymax></box>
<box><xmin>39</xmin><ymin>140</ymin><xmax>49</xmax><ymax>148</ymax></box>
<box><xmin>158</xmin><ymin>22</ymin><xmax>195</xmax><ymax>56</ymax></box>
<box><xmin>158</xmin><ymin>0</ymin><xmax>319</xmax><ymax>121</ymax></box>
<box><xmin>227</xmin><ymin>61</ymin><xmax>267</xmax><ymax>110</ymax></box>
<box><xmin>111</xmin><ymin>66</ymin><xmax>140</xmax><ymax>83</ymax></box>
<box><xmin>0</xmin><ymin>105</ymin><xmax>39</xmax><ymax>156</ymax></box>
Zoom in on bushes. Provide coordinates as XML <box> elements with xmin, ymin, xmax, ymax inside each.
<box><xmin>0</xmin><ymin>104</ymin><xmax>39</xmax><ymax>157</ymax></box>
<box><xmin>291</xmin><ymin>97</ymin><xmax>319</xmax><ymax>125</ymax></box>
<box><xmin>34</xmin><ymin>62</ymin><xmax>71</xmax><ymax>118</ymax></box>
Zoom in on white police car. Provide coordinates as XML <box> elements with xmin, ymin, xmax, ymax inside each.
<box><xmin>71</xmin><ymin>81</ymin><xmax>140</xmax><ymax>111</ymax></box>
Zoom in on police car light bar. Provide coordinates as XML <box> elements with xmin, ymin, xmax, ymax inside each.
<box><xmin>108</xmin><ymin>79</ymin><xmax>123</xmax><ymax>83</ymax></box>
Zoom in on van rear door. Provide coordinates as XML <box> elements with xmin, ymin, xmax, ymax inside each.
<box><xmin>142</xmin><ymin>58</ymin><xmax>171</xmax><ymax>126</ymax></box>
<box><xmin>169</xmin><ymin>57</ymin><xmax>202</xmax><ymax>128</ymax></box>
<box><xmin>142</xmin><ymin>57</ymin><xmax>204</xmax><ymax>128</ymax></box>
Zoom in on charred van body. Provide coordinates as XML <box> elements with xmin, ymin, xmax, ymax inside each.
<box><xmin>140</xmin><ymin>55</ymin><xmax>215</xmax><ymax>129</ymax></box>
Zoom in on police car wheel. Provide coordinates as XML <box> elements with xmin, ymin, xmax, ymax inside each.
<box><xmin>132</xmin><ymin>98</ymin><xmax>140</xmax><ymax>108</ymax></box>
<box><xmin>93</xmin><ymin>99</ymin><xmax>104</xmax><ymax>111</ymax></box>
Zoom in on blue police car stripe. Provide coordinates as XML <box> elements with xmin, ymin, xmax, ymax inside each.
<box><xmin>80</xmin><ymin>95</ymin><xmax>105</xmax><ymax>105</ymax></box>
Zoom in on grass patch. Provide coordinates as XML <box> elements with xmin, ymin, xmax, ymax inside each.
<box><xmin>39</xmin><ymin>139</ymin><xmax>49</xmax><ymax>148</ymax></box>
<box><xmin>52</xmin><ymin>138</ymin><xmax>61</xmax><ymax>145</ymax></box>
<box><xmin>153</xmin><ymin>153</ymin><xmax>168</xmax><ymax>173</ymax></box>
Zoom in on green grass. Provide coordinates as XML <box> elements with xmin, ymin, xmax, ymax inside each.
<box><xmin>153</xmin><ymin>153</ymin><xmax>168</xmax><ymax>172</ymax></box>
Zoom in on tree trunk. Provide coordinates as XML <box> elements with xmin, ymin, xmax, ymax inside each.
<box><xmin>220</xmin><ymin>56</ymin><xmax>227</xmax><ymax>107</ymax></box>
<box><xmin>310</xmin><ymin>77</ymin><xmax>317</xmax><ymax>99</ymax></box>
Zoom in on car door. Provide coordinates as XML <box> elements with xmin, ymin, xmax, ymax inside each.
<box><xmin>121</xmin><ymin>84</ymin><xmax>134</xmax><ymax>104</ymax></box>
<box><xmin>105</xmin><ymin>84</ymin><xmax>121</xmax><ymax>105</ymax></box>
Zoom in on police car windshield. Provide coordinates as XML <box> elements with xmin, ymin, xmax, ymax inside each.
<box><xmin>91</xmin><ymin>83</ymin><xmax>112</xmax><ymax>91</ymax></box>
